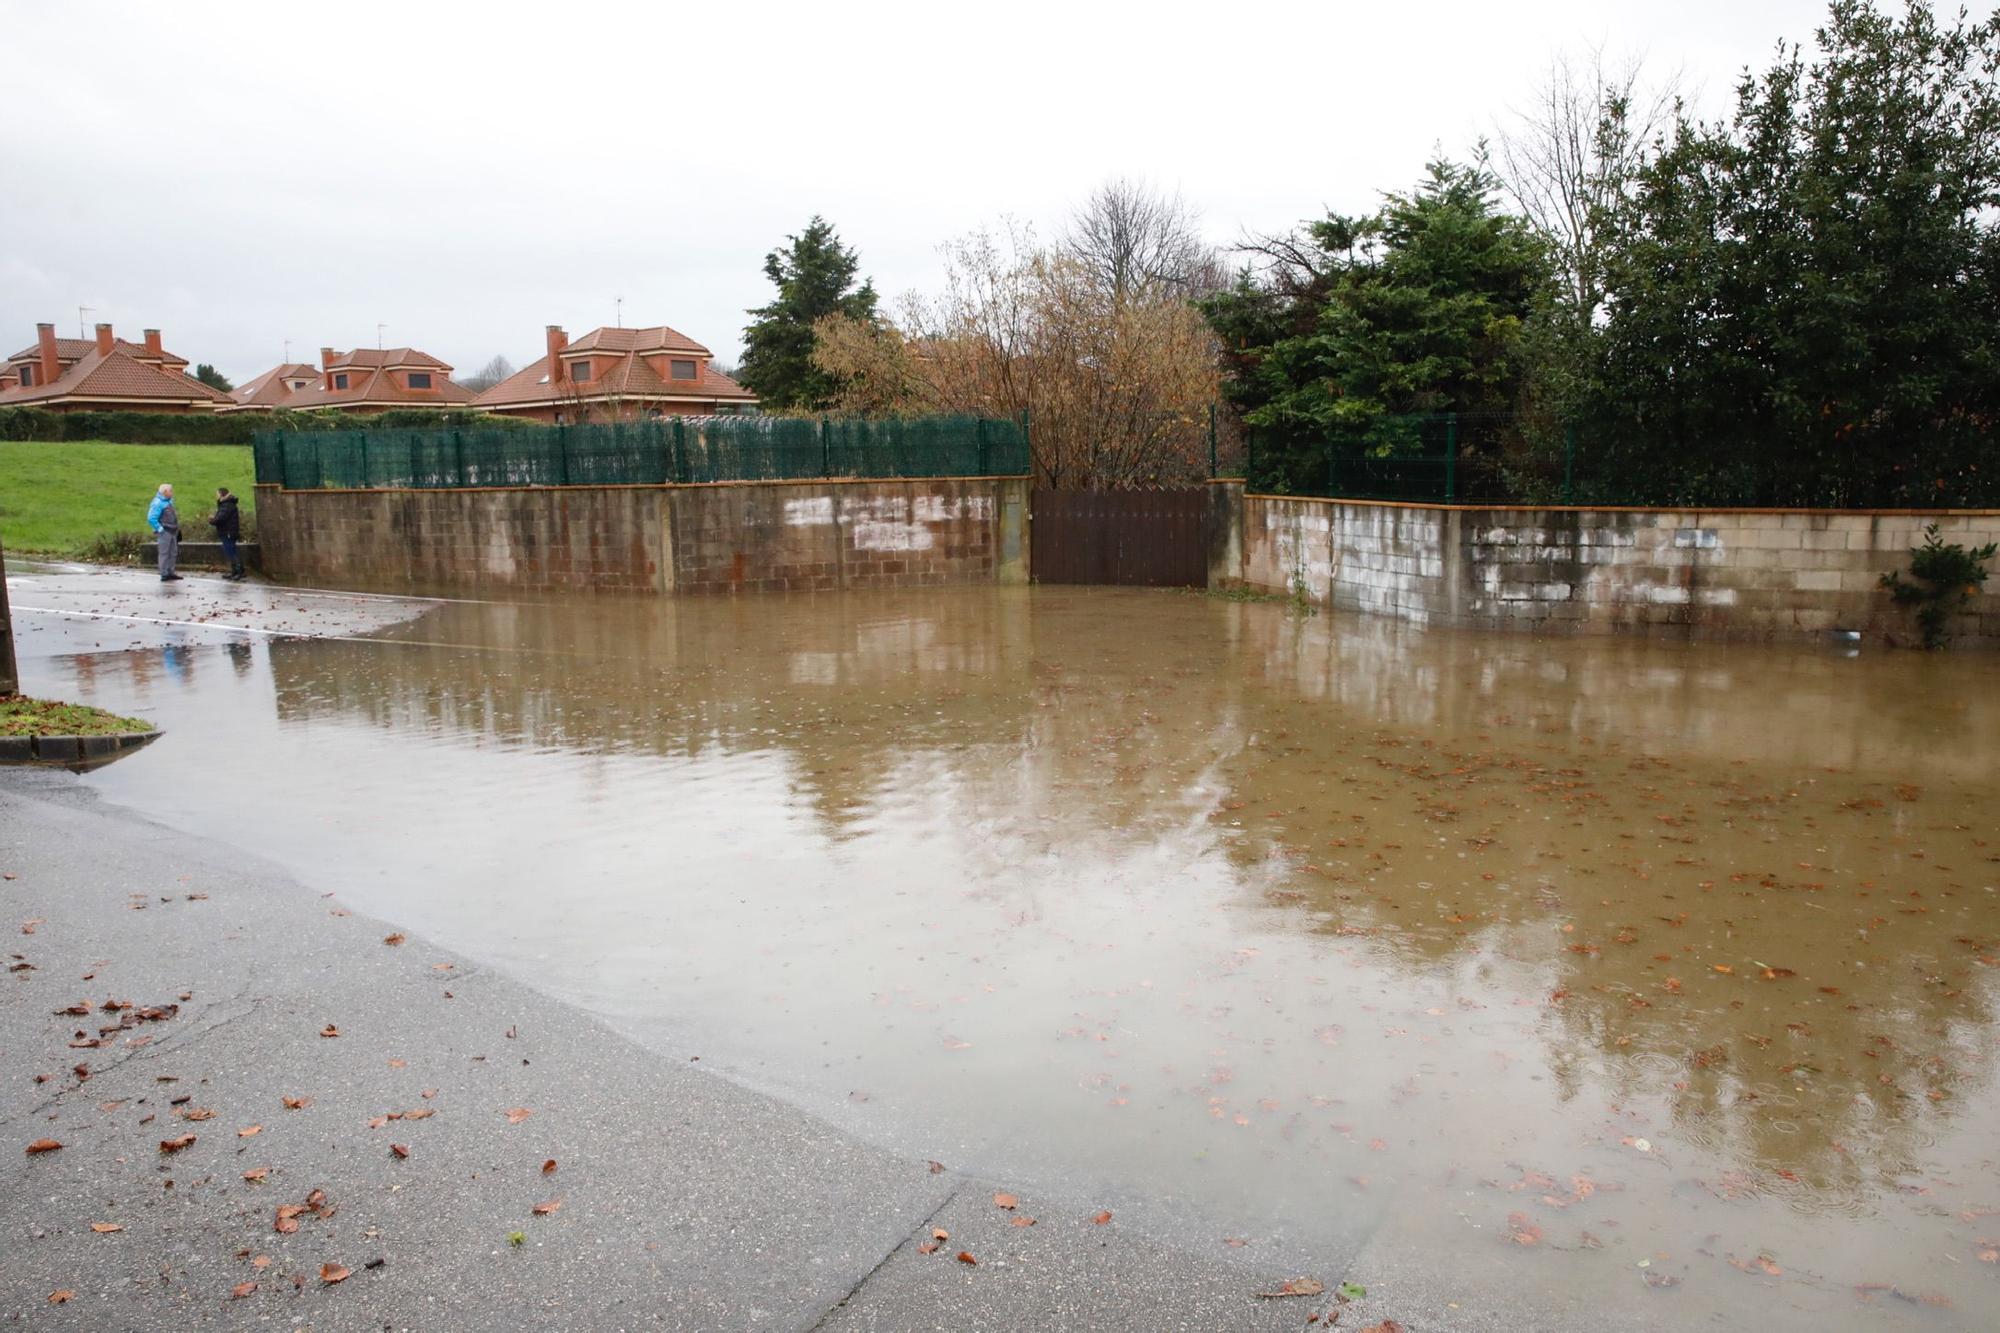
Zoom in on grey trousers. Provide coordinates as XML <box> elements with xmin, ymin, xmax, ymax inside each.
<box><xmin>157</xmin><ymin>529</ymin><xmax>179</xmax><ymax>577</ymax></box>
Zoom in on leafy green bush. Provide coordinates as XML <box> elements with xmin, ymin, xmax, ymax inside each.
<box><xmin>1880</xmin><ymin>523</ymin><xmax>1997</xmax><ymax>649</ymax></box>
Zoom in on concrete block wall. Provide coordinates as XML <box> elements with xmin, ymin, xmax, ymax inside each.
<box><xmin>1229</xmin><ymin>489</ymin><xmax>2000</xmax><ymax>646</ymax></box>
<box><xmin>256</xmin><ymin>477</ymin><xmax>1029</xmax><ymax>597</ymax></box>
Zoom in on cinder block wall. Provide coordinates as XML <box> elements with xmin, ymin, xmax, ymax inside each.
<box><xmin>256</xmin><ymin>477</ymin><xmax>1030</xmax><ymax>596</ymax></box>
<box><xmin>1230</xmin><ymin>491</ymin><xmax>2000</xmax><ymax>646</ymax></box>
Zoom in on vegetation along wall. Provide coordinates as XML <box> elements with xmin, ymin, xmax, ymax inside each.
<box><xmin>254</xmin><ymin>477</ymin><xmax>1028</xmax><ymax>596</ymax></box>
<box><xmin>1228</xmin><ymin>490</ymin><xmax>2000</xmax><ymax>648</ymax></box>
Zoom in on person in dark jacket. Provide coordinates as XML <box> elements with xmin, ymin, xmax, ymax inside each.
<box><xmin>209</xmin><ymin>488</ymin><xmax>245</xmax><ymax>580</ymax></box>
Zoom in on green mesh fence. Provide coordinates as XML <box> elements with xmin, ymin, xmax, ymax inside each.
<box><xmin>253</xmin><ymin>415</ymin><xmax>1030</xmax><ymax>490</ymax></box>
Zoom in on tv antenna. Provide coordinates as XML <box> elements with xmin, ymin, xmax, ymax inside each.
<box><xmin>78</xmin><ymin>306</ymin><xmax>95</xmax><ymax>338</ymax></box>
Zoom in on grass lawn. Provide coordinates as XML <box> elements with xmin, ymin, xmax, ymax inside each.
<box><xmin>0</xmin><ymin>695</ymin><xmax>154</xmax><ymax>736</ymax></box>
<box><xmin>0</xmin><ymin>440</ymin><xmax>255</xmax><ymax>556</ymax></box>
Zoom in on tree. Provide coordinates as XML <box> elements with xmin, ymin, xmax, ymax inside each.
<box><xmin>1495</xmin><ymin>48</ymin><xmax>1682</xmax><ymax>325</ymax></box>
<box><xmin>1063</xmin><ymin>177</ymin><xmax>1223</xmax><ymax>301</ymax></box>
<box><xmin>737</xmin><ymin>217</ymin><xmax>878</xmax><ymax>411</ymax></box>
<box><xmin>812</xmin><ymin>220</ymin><xmax>1223</xmax><ymax>488</ymax></box>
<box><xmin>1582</xmin><ymin>0</ymin><xmax>2000</xmax><ymax>506</ymax></box>
<box><xmin>460</xmin><ymin>354</ymin><xmax>515</xmax><ymax>393</ymax></box>
<box><xmin>1203</xmin><ymin>157</ymin><xmax>1551</xmax><ymax>491</ymax></box>
<box><xmin>193</xmin><ymin>363</ymin><xmax>233</xmax><ymax>392</ymax></box>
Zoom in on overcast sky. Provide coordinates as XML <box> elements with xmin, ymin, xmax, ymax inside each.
<box><xmin>0</xmin><ymin>0</ymin><xmax>1838</xmax><ymax>381</ymax></box>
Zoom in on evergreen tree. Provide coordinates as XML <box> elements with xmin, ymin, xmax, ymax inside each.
<box><xmin>193</xmin><ymin>363</ymin><xmax>233</xmax><ymax>392</ymax></box>
<box><xmin>738</xmin><ymin>217</ymin><xmax>879</xmax><ymax>411</ymax></box>
<box><xmin>1203</xmin><ymin>158</ymin><xmax>1549</xmax><ymax>492</ymax></box>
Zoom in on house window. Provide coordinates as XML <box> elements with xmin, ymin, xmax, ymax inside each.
<box><xmin>408</xmin><ymin>372</ymin><xmax>433</xmax><ymax>389</ymax></box>
<box><xmin>669</xmin><ymin>358</ymin><xmax>697</xmax><ymax>381</ymax></box>
<box><xmin>332</xmin><ymin>372</ymin><xmax>349</xmax><ymax>389</ymax></box>
<box><xmin>571</xmin><ymin>360</ymin><xmax>591</xmax><ymax>382</ymax></box>
<box><xmin>16</xmin><ymin>365</ymin><xmax>32</xmax><ymax>387</ymax></box>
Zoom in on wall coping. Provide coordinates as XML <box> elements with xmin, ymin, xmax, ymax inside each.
<box><xmin>1242</xmin><ymin>492</ymin><xmax>2000</xmax><ymax>519</ymax></box>
<box><xmin>254</xmin><ymin>476</ymin><xmax>1031</xmax><ymax>496</ymax></box>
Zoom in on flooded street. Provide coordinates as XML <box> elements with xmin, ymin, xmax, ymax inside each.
<box><xmin>11</xmin><ymin>566</ymin><xmax>2000</xmax><ymax>1328</ymax></box>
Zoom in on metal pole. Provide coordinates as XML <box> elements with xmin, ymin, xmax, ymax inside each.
<box><xmin>558</xmin><ymin>424</ymin><xmax>570</xmax><ymax>486</ymax></box>
<box><xmin>976</xmin><ymin>418</ymin><xmax>989</xmax><ymax>476</ymax></box>
<box><xmin>0</xmin><ymin>537</ymin><xmax>19</xmax><ymax>696</ymax></box>
<box><xmin>1562</xmin><ymin>422</ymin><xmax>1576</xmax><ymax>504</ymax></box>
<box><xmin>1444</xmin><ymin>413</ymin><xmax>1458</xmax><ymax>503</ymax></box>
<box><xmin>453</xmin><ymin>430</ymin><xmax>466</xmax><ymax>487</ymax></box>
<box><xmin>358</xmin><ymin>431</ymin><xmax>370</xmax><ymax>489</ymax></box>
<box><xmin>1208</xmin><ymin>403</ymin><xmax>1218</xmax><ymax>478</ymax></box>
<box><xmin>821</xmin><ymin>416</ymin><xmax>832</xmax><ymax>478</ymax></box>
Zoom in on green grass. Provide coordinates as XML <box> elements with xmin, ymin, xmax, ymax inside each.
<box><xmin>0</xmin><ymin>440</ymin><xmax>254</xmax><ymax>556</ymax></box>
<box><xmin>0</xmin><ymin>695</ymin><xmax>154</xmax><ymax>737</ymax></box>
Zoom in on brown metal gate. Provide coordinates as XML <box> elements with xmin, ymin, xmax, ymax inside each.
<box><xmin>1030</xmin><ymin>488</ymin><xmax>1210</xmax><ymax>586</ymax></box>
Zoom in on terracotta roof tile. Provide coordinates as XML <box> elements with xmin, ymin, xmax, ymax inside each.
<box><xmin>472</xmin><ymin>349</ymin><xmax>755</xmax><ymax>411</ymax></box>
<box><xmin>563</xmin><ymin>325</ymin><xmax>711</xmax><ymax>357</ymax></box>
<box><xmin>0</xmin><ymin>348</ymin><xmax>229</xmax><ymax>407</ymax></box>
<box><xmin>225</xmin><ymin>363</ymin><xmax>321</xmax><ymax>410</ymax></box>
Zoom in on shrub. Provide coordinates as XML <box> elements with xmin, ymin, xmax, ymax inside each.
<box><xmin>1880</xmin><ymin>523</ymin><xmax>1998</xmax><ymax>649</ymax></box>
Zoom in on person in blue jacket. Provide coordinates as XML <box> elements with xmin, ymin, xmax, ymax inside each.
<box><xmin>146</xmin><ymin>483</ymin><xmax>181</xmax><ymax>582</ymax></box>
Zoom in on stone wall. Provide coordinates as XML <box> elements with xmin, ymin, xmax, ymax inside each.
<box><xmin>1227</xmin><ymin>490</ymin><xmax>2000</xmax><ymax>646</ymax></box>
<box><xmin>256</xmin><ymin>476</ymin><xmax>1029</xmax><ymax>596</ymax></box>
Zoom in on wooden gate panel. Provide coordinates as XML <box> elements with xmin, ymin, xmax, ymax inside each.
<box><xmin>1031</xmin><ymin>489</ymin><xmax>1208</xmax><ymax>586</ymax></box>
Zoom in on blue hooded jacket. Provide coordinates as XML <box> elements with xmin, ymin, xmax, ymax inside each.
<box><xmin>146</xmin><ymin>489</ymin><xmax>171</xmax><ymax>533</ymax></box>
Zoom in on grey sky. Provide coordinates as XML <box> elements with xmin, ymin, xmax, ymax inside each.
<box><xmin>0</xmin><ymin>0</ymin><xmax>1836</xmax><ymax>382</ymax></box>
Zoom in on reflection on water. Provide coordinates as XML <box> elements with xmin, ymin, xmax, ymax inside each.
<box><xmin>37</xmin><ymin>587</ymin><xmax>2000</xmax><ymax>1328</ymax></box>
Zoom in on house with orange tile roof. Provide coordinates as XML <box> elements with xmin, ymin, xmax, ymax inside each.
<box><xmin>278</xmin><ymin>347</ymin><xmax>477</xmax><ymax>413</ymax></box>
<box><xmin>0</xmin><ymin>323</ymin><xmax>230</xmax><ymax>413</ymax></box>
<box><xmin>473</xmin><ymin>324</ymin><xmax>757</xmax><ymax>422</ymax></box>
<box><xmin>220</xmin><ymin>362</ymin><xmax>322</xmax><ymax>412</ymax></box>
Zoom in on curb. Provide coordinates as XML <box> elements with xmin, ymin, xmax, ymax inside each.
<box><xmin>0</xmin><ymin>729</ymin><xmax>162</xmax><ymax>770</ymax></box>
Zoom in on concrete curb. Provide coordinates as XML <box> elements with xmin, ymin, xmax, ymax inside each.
<box><xmin>0</xmin><ymin>728</ymin><xmax>161</xmax><ymax>770</ymax></box>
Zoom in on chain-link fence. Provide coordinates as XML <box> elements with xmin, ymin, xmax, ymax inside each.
<box><xmin>253</xmin><ymin>414</ymin><xmax>1032</xmax><ymax>490</ymax></box>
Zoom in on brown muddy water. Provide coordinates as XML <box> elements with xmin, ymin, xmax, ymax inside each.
<box><xmin>12</xmin><ymin>569</ymin><xmax>2000</xmax><ymax>1328</ymax></box>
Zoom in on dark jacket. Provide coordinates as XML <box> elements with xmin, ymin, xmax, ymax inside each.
<box><xmin>209</xmin><ymin>495</ymin><xmax>241</xmax><ymax>542</ymax></box>
<box><xmin>157</xmin><ymin>498</ymin><xmax>180</xmax><ymax>536</ymax></box>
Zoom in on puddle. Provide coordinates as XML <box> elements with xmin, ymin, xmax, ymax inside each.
<box><xmin>17</xmin><ymin>574</ymin><xmax>2000</xmax><ymax>1327</ymax></box>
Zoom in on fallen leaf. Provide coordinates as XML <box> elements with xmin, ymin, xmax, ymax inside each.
<box><xmin>242</xmin><ymin>1168</ymin><xmax>269</xmax><ymax>1181</ymax></box>
<box><xmin>1506</xmin><ymin>1212</ymin><xmax>1544</xmax><ymax>1246</ymax></box>
<box><xmin>402</xmin><ymin>1108</ymin><xmax>434</xmax><ymax>1120</ymax></box>
<box><xmin>993</xmin><ymin>1192</ymin><xmax>1018</xmax><ymax>1209</ymax></box>
<box><xmin>238</xmin><ymin>1125</ymin><xmax>261</xmax><ymax>1137</ymax></box>
<box><xmin>1091</xmin><ymin>1210</ymin><xmax>1113</xmax><ymax>1225</ymax></box>
<box><xmin>319</xmin><ymin>1025</ymin><xmax>340</xmax><ymax>1039</ymax></box>
<box><xmin>382</xmin><ymin>934</ymin><xmax>405</xmax><ymax>946</ymax></box>
<box><xmin>281</xmin><ymin>1096</ymin><xmax>310</xmax><ymax>1110</ymax></box>
<box><xmin>1223</xmin><ymin>1237</ymin><xmax>1250</xmax><ymax>1248</ymax></box>
<box><xmin>319</xmin><ymin>1262</ymin><xmax>350</xmax><ymax>1285</ymax></box>
<box><xmin>932</xmin><ymin>1227</ymin><xmax>950</xmax><ymax>1241</ymax></box>
<box><xmin>1011</xmin><ymin>1216</ymin><xmax>1037</xmax><ymax>1228</ymax></box>
<box><xmin>542</xmin><ymin>1159</ymin><xmax>558</xmax><ymax>1175</ymax></box>
<box><xmin>366</xmin><ymin>1117</ymin><xmax>388</xmax><ymax>1130</ymax></box>
<box><xmin>231</xmin><ymin>1281</ymin><xmax>257</xmax><ymax>1299</ymax></box>
<box><xmin>25</xmin><ymin>1138</ymin><xmax>62</xmax><ymax>1155</ymax></box>
<box><xmin>277</xmin><ymin>1204</ymin><xmax>308</xmax><ymax>1221</ymax></box>
<box><xmin>158</xmin><ymin>1134</ymin><xmax>196</xmax><ymax>1154</ymax></box>
<box><xmin>1257</xmin><ymin>1278</ymin><xmax>1326</xmax><ymax>1299</ymax></box>
<box><xmin>181</xmin><ymin>1108</ymin><xmax>214</xmax><ymax>1121</ymax></box>
<box><xmin>503</xmin><ymin>1108</ymin><xmax>533</xmax><ymax>1125</ymax></box>
<box><xmin>275</xmin><ymin>1216</ymin><xmax>298</xmax><ymax>1235</ymax></box>
<box><xmin>1713</xmin><ymin>964</ymin><xmax>1734</xmax><ymax>975</ymax></box>
<box><xmin>956</xmin><ymin>1251</ymin><xmax>977</xmax><ymax>1265</ymax></box>
<box><xmin>390</xmin><ymin>1144</ymin><xmax>409</xmax><ymax>1159</ymax></box>
<box><xmin>926</xmin><ymin>1160</ymin><xmax>946</xmax><ymax>1174</ymax></box>
<box><xmin>89</xmin><ymin>1222</ymin><xmax>123</xmax><ymax>1233</ymax></box>
<box><xmin>532</xmin><ymin>1198</ymin><xmax>563</xmax><ymax>1216</ymax></box>
<box><xmin>49</xmin><ymin>1290</ymin><xmax>74</xmax><ymax>1305</ymax></box>
<box><xmin>917</xmin><ymin>1241</ymin><xmax>939</xmax><ymax>1254</ymax></box>
<box><xmin>306</xmin><ymin>1189</ymin><xmax>326</xmax><ymax>1210</ymax></box>
<box><xmin>249</xmin><ymin>1255</ymin><xmax>271</xmax><ymax>1269</ymax></box>
<box><xmin>1360</xmin><ymin>1323</ymin><xmax>1406</xmax><ymax>1333</ymax></box>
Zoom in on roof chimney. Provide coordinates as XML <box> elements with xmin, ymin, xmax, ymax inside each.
<box><xmin>142</xmin><ymin>328</ymin><xmax>163</xmax><ymax>359</ymax></box>
<box><xmin>546</xmin><ymin>326</ymin><xmax>568</xmax><ymax>383</ymax></box>
<box><xmin>321</xmin><ymin>347</ymin><xmax>337</xmax><ymax>370</ymax></box>
<box><xmin>94</xmin><ymin>323</ymin><xmax>114</xmax><ymax>356</ymax></box>
<box><xmin>36</xmin><ymin>323</ymin><xmax>59</xmax><ymax>386</ymax></box>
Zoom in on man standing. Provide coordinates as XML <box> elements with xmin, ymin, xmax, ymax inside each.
<box><xmin>147</xmin><ymin>484</ymin><xmax>182</xmax><ymax>582</ymax></box>
<box><xmin>209</xmin><ymin>487</ymin><xmax>245</xmax><ymax>581</ymax></box>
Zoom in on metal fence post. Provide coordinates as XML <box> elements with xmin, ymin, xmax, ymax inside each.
<box><xmin>820</xmin><ymin>416</ymin><xmax>832</xmax><ymax>478</ymax></box>
<box><xmin>976</xmin><ymin>418</ymin><xmax>989</xmax><ymax>475</ymax></box>
<box><xmin>673</xmin><ymin>417</ymin><xmax>687</xmax><ymax>484</ymax></box>
<box><xmin>1208</xmin><ymin>403</ymin><xmax>1218</xmax><ymax>479</ymax></box>
<box><xmin>1562</xmin><ymin>422</ymin><xmax>1576</xmax><ymax>503</ymax></box>
<box><xmin>452</xmin><ymin>430</ymin><xmax>465</xmax><ymax>487</ymax></box>
<box><xmin>1444</xmin><ymin>413</ymin><xmax>1458</xmax><ymax>503</ymax></box>
<box><xmin>358</xmin><ymin>431</ymin><xmax>370</xmax><ymax>489</ymax></box>
<box><xmin>557</xmin><ymin>424</ymin><xmax>570</xmax><ymax>486</ymax></box>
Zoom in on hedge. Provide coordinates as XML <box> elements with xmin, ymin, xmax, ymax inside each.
<box><xmin>0</xmin><ymin>407</ymin><xmax>526</xmax><ymax>445</ymax></box>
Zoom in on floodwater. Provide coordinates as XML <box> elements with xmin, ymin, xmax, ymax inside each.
<box><xmin>10</xmin><ymin>566</ymin><xmax>2000</xmax><ymax>1328</ymax></box>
